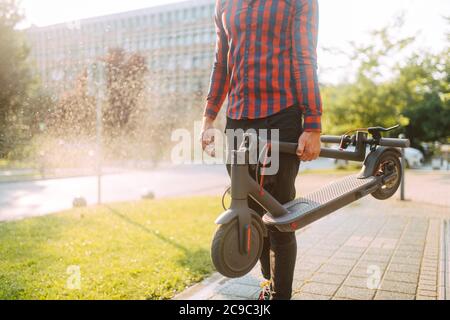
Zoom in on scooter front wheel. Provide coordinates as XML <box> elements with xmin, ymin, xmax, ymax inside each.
<box><xmin>372</xmin><ymin>150</ymin><xmax>402</xmax><ymax>200</ymax></box>
<box><xmin>211</xmin><ymin>218</ymin><xmax>264</xmax><ymax>278</ymax></box>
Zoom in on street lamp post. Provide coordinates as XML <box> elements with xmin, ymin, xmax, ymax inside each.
<box><xmin>88</xmin><ymin>62</ymin><xmax>106</xmax><ymax>205</ymax></box>
<box><xmin>399</xmin><ymin>134</ymin><xmax>406</xmax><ymax>201</ymax></box>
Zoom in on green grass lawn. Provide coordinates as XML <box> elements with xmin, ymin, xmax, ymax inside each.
<box><xmin>0</xmin><ymin>197</ymin><xmax>221</xmax><ymax>300</ymax></box>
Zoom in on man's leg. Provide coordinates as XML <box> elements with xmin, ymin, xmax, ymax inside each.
<box><xmin>266</xmin><ymin>153</ymin><xmax>300</xmax><ymax>300</ymax></box>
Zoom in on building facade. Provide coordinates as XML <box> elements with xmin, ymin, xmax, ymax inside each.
<box><xmin>26</xmin><ymin>0</ymin><xmax>216</xmax><ymax>100</ymax></box>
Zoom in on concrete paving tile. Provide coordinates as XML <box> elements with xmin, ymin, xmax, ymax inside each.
<box><xmin>293</xmin><ymin>270</ymin><xmax>314</xmax><ymax>281</ymax></box>
<box><xmin>360</xmin><ymin>255</ymin><xmax>392</xmax><ymax>264</ymax></box>
<box><xmin>370</xmin><ymin>238</ymin><xmax>398</xmax><ymax>250</ymax></box>
<box><xmin>327</xmin><ymin>258</ymin><xmax>358</xmax><ymax>267</ymax></box>
<box><xmin>374</xmin><ymin>290</ymin><xmax>415</xmax><ymax>300</ymax></box>
<box><xmin>335</xmin><ymin>286</ymin><xmax>376</xmax><ymax>300</ymax></box>
<box><xmin>343</xmin><ymin>276</ymin><xmax>371</xmax><ymax>289</ymax></box>
<box><xmin>299</xmin><ymin>255</ymin><xmax>327</xmax><ymax>264</ymax></box>
<box><xmin>292</xmin><ymin>292</ymin><xmax>331</xmax><ymax>300</ymax></box>
<box><xmin>344</xmin><ymin>236</ymin><xmax>373</xmax><ymax>248</ymax></box>
<box><xmin>421</xmin><ymin>266</ymin><xmax>438</xmax><ymax>273</ymax></box>
<box><xmin>292</xmin><ymin>278</ymin><xmax>307</xmax><ymax>290</ymax></box>
<box><xmin>295</xmin><ymin>262</ymin><xmax>322</xmax><ymax>272</ymax></box>
<box><xmin>350</xmin><ymin>266</ymin><xmax>379</xmax><ymax>278</ymax></box>
<box><xmin>383</xmin><ymin>271</ymin><xmax>419</xmax><ymax>284</ymax></box>
<box><xmin>379</xmin><ymin>280</ymin><xmax>417</xmax><ymax>295</ymax></box>
<box><xmin>356</xmin><ymin>260</ymin><xmax>389</xmax><ymax>269</ymax></box>
<box><xmin>300</xmin><ymin>282</ymin><xmax>340</xmax><ymax>296</ymax></box>
<box><xmin>339</xmin><ymin>246</ymin><xmax>367</xmax><ymax>254</ymax></box>
<box><xmin>416</xmin><ymin>295</ymin><xmax>436</xmax><ymax>300</ymax></box>
<box><xmin>416</xmin><ymin>289</ymin><xmax>437</xmax><ymax>297</ymax></box>
<box><xmin>318</xmin><ymin>263</ymin><xmax>353</xmax><ymax>276</ymax></box>
<box><xmin>388</xmin><ymin>263</ymin><xmax>421</xmax><ymax>274</ymax></box>
<box><xmin>310</xmin><ymin>249</ymin><xmax>336</xmax><ymax>258</ymax></box>
<box><xmin>334</xmin><ymin>251</ymin><xmax>363</xmax><ymax>260</ymax></box>
<box><xmin>419</xmin><ymin>272</ymin><xmax>438</xmax><ymax>280</ymax></box>
<box><xmin>417</xmin><ymin>284</ymin><xmax>436</xmax><ymax>292</ymax></box>
<box><xmin>390</xmin><ymin>257</ymin><xmax>422</xmax><ymax>266</ymax></box>
<box><xmin>310</xmin><ymin>272</ymin><xmax>347</xmax><ymax>285</ymax></box>
<box><xmin>418</xmin><ymin>278</ymin><xmax>437</xmax><ymax>286</ymax></box>
<box><xmin>394</xmin><ymin>251</ymin><xmax>423</xmax><ymax>258</ymax></box>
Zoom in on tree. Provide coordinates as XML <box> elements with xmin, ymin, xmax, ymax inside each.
<box><xmin>398</xmin><ymin>51</ymin><xmax>449</xmax><ymax>145</ymax></box>
<box><xmin>322</xmin><ymin>18</ymin><xmax>449</xmax><ymax>145</ymax></box>
<box><xmin>102</xmin><ymin>48</ymin><xmax>148</xmax><ymax>138</ymax></box>
<box><xmin>0</xmin><ymin>0</ymin><xmax>38</xmax><ymax>157</ymax></box>
<box><xmin>47</xmin><ymin>70</ymin><xmax>96</xmax><ymax>137</ymax></box>
<box><xmin>322</xmin><ymin>20</ymin><xmax>414</xmax><ymax>135</ymax></box>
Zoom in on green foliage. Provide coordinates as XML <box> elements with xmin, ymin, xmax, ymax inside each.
<box><xmin>0</xmin><ymin>197</ymin><xmax>220</xmax><ymax>300</ymax></box>
<box><xmin>47</xmin><ymin>70</ymin><xmax>96</xmax><ymax>137</ymax></box>
<box><xmin>103</xmin><ymin>48</ymin><xmax>148</xmax><ymax>137</ymax></box>
<box><xmin>322</xmin><ymin>19</ymin><xmax>449</xmax><ymax>145</ymax></box>
<box><xmin>0</xmin><ymin>0</ymin><xmax>49</xmax><ymax>158</ymax></box>
<box><xmin>398</xmin><ymin>52</ymin><xmax>449</xmax><ymax>144</ymax></box>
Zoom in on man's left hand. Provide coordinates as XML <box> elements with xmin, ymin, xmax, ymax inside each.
<box><xmin>297</xmin><ymin>132</ymin><xmax>321</xmax><ymax>162</ymax></box>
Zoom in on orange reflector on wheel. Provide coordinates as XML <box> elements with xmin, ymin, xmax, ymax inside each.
<box><xmin>247</xmin><ymin>225</ymin><xmax>251</xmax><ymax>255</ymax></box>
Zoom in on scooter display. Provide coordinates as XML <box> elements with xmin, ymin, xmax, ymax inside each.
<box><xmin>211</xmin><ymin>125</ymin><xmax>410</xmax><ymax>278</ymax></box>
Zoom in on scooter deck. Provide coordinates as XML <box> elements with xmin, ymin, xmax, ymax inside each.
<box><xmin>263</xmin><ymin>174</ymin><xmax>381</xmax><ymax>232</ymax></box>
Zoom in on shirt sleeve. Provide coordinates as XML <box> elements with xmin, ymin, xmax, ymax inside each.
<box><xmin>203</xmin><ymin>0</ymin><xmax>230</xmax><ymax>120</ymax></box>
<box><xmin>291</xmin><ymin>0</ymin><xmax>323</xmax><ymax>132</ymax></box>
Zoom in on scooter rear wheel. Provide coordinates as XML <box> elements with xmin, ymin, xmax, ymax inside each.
<box><xmin>211</xmin><ymin>218</ymin><xmax>264</xmax><ymax>278</ymax></box>
<box><xmin>372</xmin><ymin>150</ymin><xmax>402</xmax><ymax>200</ymax></box>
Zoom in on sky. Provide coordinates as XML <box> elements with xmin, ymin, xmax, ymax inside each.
<box><xmin>19</xmin><ymin>0</ymin><xmax>450</xmax><ymax>83</ymax></box>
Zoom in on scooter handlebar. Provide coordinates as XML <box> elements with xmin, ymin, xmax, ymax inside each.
<box><xmin>276</xmin><ymin>137</ymin><xmax>410</xmax><ymax>157</ymax></box>
<box><xmin>320</xmin><ymin>135</ymin><xmax>343</xmax><ymax>144</ymax></box>
<box><xmin>321</xmin><ymin>135</ymin><xmax>410</xmax><ymax>148</ymax></box>
<box><xmin>378</xmin><ymin>138</ymin><xmax>410</xmax><ymax>148</ymax></box>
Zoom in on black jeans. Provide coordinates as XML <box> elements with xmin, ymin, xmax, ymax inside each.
<box><xmin>225</xmin><ymin>105</ymin><xmax>302</xmax><ymax>300</ymax></box>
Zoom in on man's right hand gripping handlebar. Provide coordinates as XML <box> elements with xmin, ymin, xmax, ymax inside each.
<box><xmin>200</xmin><ymin>116</ymin><xmax>216</xmax><ymax>157</ymax></box>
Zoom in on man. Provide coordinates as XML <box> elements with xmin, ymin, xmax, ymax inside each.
<box><xmin>200</xmin><ymin>0</ymin><xmax>322</xmax><ymax>300</ymax></box>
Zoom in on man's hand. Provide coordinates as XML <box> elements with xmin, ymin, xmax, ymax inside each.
<box><xmin>297</xmin><ymin>132</ymin><xmax>321</xmax><ymax>162</ymax></box>
<box><xmin>200</xmin><ymin>116</ymin><xmax>216</xmax><ymax>157</ymax></box>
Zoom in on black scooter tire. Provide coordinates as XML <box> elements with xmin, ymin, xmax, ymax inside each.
<box><xmin>371</xmin><ymin>151</ymin><xmax>402</xmax><ymax>200</ymax></box>
<box><xmin>211</xmin><ymin>218</ymin><xmax>264</xmax><ymax>278</ymax></box>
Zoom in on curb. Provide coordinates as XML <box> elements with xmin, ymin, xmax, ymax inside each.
<box><xmin>174</xmin><ymin>273</ymin><xmax>229</xmax><ymax>300</ymax></box>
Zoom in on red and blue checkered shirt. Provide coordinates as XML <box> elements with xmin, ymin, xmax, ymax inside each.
<box><xmin>204</xmin><ymin>0</ymin><xmax>322</xmax><ymax>132</ymax></box>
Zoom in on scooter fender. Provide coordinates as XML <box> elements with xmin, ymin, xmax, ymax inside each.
<box><xmin>359</xmin><ymin>147</ymin><xmax>402</xmax><ymax>179</ymax></box>
<box><xmin>215</xmin><ymin>208</ymin><xmax>268</xmax><ymax>237</ymax></box>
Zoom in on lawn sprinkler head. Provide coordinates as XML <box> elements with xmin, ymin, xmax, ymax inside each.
<box><xmin>73</xmin><ymin>196</ymin><xmax>87</xmax><ymax>208</ymax></box>
<box><xmin>141</xmin><ymin>189</ymin><xmax>155</xmax><ymax>200</ymax></box>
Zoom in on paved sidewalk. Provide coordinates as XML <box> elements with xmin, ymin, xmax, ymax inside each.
<box><xmin>176</xmin><ymin>196</ymin><xmax>450</xmax><ymax>300</ymax></box>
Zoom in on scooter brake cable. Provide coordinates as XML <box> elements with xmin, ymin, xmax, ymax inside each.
<box><xmin>221</xmin><ymin>186</ymin><xmax>231</xmax><ymax>210</ymax></box>
<box><xmin>339</xmin><ymin>128</ymin><xmax>368</xmax><ymax>150</ymax></box>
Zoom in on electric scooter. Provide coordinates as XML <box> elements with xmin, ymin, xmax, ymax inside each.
<box><xmin>211</xmin><ymin>125</ymin><xmax>410</xmax><ymax>278</ymax></box>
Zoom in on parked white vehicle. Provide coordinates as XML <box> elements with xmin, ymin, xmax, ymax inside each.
<box><xmin>403</xmin><ymin>147</ymin><xmax>424</xmax><ymax>168</ymax></box>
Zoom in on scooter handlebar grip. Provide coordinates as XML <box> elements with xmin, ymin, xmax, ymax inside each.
<box><xmin>277</xmin><ymin>142</ymin><xmax>298</xmax><ymax>155</ymax></box>
<box><xmin>320</xmin><ymin>135</ymin><xmax>342</xmax><ymax>144</ymax></box>
<box><xmin>379</xmin><ymin>138</ymin><xmax>410</xmax><ymax>148</ymax></box>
